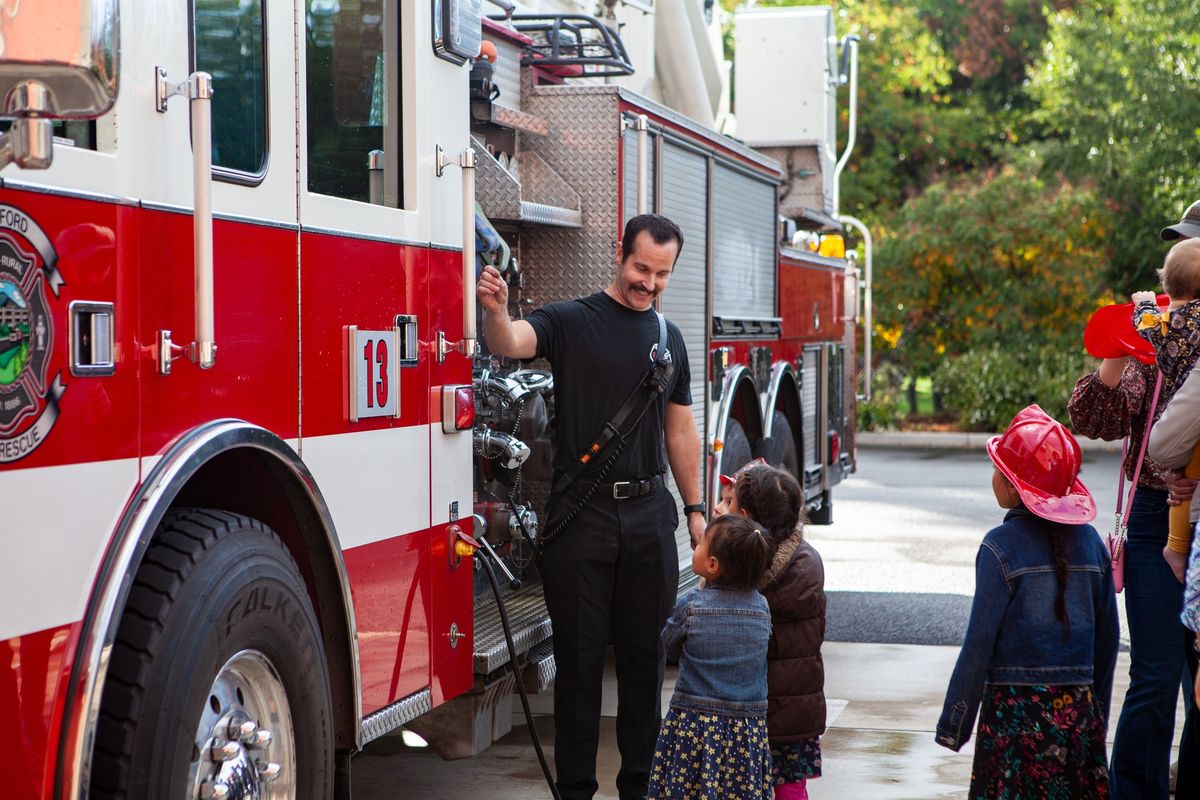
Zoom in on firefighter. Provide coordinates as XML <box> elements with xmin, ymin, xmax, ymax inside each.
<box><xmin>477</xmin><ymin>213</ymin><xmax>706</xmax><ymax>800</ymax></box>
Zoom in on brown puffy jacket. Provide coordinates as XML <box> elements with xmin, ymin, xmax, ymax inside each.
<box><xmin>758</xmin><ymin>528</ymin><xmax>826</xmax><ymax>743</ymax></box>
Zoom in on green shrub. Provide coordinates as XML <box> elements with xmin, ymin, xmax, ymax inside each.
<box><xmin>935</xmin><ymin>345</ymin><xmax>1094</xmax><ymax>431</ymax></box>
<box><xmin>857</xmin><ymin>362</ymin><xmax>908</xmax><ymax>431</ymax></box>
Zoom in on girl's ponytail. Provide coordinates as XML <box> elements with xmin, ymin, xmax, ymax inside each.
<box><xmin>734</xmin><ymin>465</ymin><xmax>804</xmax><ymax>548</ymax></box>
<box><xmin>706</xmin><ymin>514</ymin><xmax>772</xmax><ymax>589</ymax></box>
<box><xmin>1050</xmin><ymin>525</ymin><xmax>1071</xmax><ymax>639</ymax></box>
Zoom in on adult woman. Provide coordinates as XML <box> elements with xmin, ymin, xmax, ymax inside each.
<box><xmin>1069</xmin><ymin>355</ymin><xmax>1198</xmax><ymax>798</ymax></box>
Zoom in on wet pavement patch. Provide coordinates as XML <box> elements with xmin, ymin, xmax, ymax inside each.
<box><xmin>826</xmin><ymin>591</ymin><xmax>971</xmax><ymax>646</ymax></box>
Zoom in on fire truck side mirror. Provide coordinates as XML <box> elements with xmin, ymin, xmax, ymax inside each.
<box><xmin>0</xmin><ymin>0</ymin><xmax>120</xmax><ymax>170</ymax></box>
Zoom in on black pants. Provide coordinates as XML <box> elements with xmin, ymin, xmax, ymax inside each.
<box><xmin>1177</xmin><ymin>639</ymin><xmax>1200</xmax><ymax>794</ymax></box>
<box><xmin>541</xmin><ymin>487</ymin><xmax>680</xmax><ymax>800</ymax></box>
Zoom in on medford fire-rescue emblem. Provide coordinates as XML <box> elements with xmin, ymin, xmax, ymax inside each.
<box><xmin>0</xmin><ymin>204</ymin><xmax>65</xmax><ymax>462</ymax></box>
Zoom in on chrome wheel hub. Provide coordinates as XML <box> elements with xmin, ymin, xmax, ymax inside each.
<box><xmin>189</xmin><ymin>650</ymin><xmax>295</xmax><ymax>800</ymax></box>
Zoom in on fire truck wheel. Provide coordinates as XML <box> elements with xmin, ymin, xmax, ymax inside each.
<box><xmin>722</xmin><ymin>418</ymin><xmax>754</xmax><ymax>476</ymax></box>
<box><xmin>90</xmin><ymin>508</ymin><xmax>334</xmax><ymax>800</ymax></box>
<box><xmin>754</xmin><ymin>411</ymin><xmax>800</xmax><ymax>478</ymax></box>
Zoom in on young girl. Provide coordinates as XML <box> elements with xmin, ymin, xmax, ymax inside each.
<box><xmin>731</xmin><ymin>464</ymin><xmax>826</xmax><ymax>800</ymax></box>
<box><xmin>647</xmin><ymin>514</ymin><xmax>774</xmax><ymax>800</ymax></box>
<box><xmin>936</xmin><ymin>404</ymin><xmax>1120</xmax><ymax>798</ymax></box>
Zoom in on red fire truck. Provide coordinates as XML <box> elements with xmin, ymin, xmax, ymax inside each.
<box><xmin>0</xmin><ymin>2</ymin><xmax>856</xmax><ymax>797</ymax></box>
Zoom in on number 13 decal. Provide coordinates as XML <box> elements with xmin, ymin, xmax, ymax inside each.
<box><xmin>348</xmin><ymin>326</ymin><xmax>400</xmax><ymax>421</ymax></box>
<box><xmin>363</xmin><ymin>338</ymin><xmax>389</xmax><ymax>408</ymax></box>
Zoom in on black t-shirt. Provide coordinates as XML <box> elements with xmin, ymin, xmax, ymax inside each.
<box><xmin>526</xmin><ymin>291</ymin><xmax>691</xmax><ymax>486</ymax></box>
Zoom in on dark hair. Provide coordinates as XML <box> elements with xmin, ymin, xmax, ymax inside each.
<box><xmin>1049</xmin><ymin>525</ymin><xmax>1072</xmax><ymax>639</ymax></box>
<box><xmin>706</xmin><ymin>514</ymin><xmax>772</xmax><ymax>589</ymax></box>
<box><xmin>620</xmin><ymin>213</ymin><xmax>684</xmax><ymax>264</ymax></box>
<box><xmin>734</xmin><ymin>464</ymin><xmax>805</xmax><ymax>550</ymax></box>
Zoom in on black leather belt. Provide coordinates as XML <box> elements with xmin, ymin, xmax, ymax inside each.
<box><xmin>605</xmin><ymin>474</ymin><xmax>665</xmax><ymax>500</ymax></box>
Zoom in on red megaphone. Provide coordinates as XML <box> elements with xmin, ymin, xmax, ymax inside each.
<box><xmin>1083</xmin><ymin>295</ymin><xmax>1168</xmax><ymax>365</ymax></box>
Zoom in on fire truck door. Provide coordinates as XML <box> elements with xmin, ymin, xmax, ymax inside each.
<box><xmin>295</xmin><ymin>0</ymin><xmax>474</xmax><ymax>713</ymax></box>
<box><xmin>135</xmin><ymin>1</ymin><xmax>301</xmax><ymax>459</ymax></box>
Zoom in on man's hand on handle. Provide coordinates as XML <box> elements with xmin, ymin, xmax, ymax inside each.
<box><xmin>477</xmin><ymin>264</ymin><xmax>509</xmax><ymax>313</ymax></box>
<box><xmin>478</xmin><ymin>265</ymin><xmax>538</xmax><ymax>359</ymax></box>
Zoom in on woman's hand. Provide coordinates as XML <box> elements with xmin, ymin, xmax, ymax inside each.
<box><xmin>1164</xmin><ymin>469</ymin><xmax>1198</xmax><ymax>506</ymax></box>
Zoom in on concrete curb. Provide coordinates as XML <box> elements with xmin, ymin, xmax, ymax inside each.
<box><xmin>857</xmin><ymin>430</ymin><xmax>1124</xmax><ymax>454</ymax></box>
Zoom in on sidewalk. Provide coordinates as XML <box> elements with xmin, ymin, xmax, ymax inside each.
<box><xmin>352</xmin><ymin>642</ymin><xmax>1184</xmax><ymax>799</ymax></box>
<box><xmin>858</xmin><ymin>430</ymin><xmax>1123</xmax><ymax>453</ymax></box>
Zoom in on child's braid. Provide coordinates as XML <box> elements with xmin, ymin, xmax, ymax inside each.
<box><xmin>1050</xmin><ymin>526</ymin><xmax>1072</xmax><ymax>639</ymax></box>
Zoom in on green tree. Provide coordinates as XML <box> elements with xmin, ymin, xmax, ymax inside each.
<box><xmin>873</xmin><ymin>161</ymin><xmax>1115</xmax><ymax>377</ymax></box>
<box><xmin>833</xmin><ymin>0</ymin><xmax>1070</xmax><ymax>218</ymax></box>
<box><xmin>1029</xmin><ymin>0</ymin><xmax>1200</xmax><ymax>292</ymax></box>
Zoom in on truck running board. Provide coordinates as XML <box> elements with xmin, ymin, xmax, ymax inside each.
<box><xmin>473</xmin><ymin>582</ymin><xmax>553</xmax><ymax>675</ymax></box>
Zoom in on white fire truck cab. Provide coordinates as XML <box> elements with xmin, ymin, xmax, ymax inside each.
<box><xmin>0</xmin><ymin>2</ymin><xmax>858</xmax><ymax>798</ymax></box>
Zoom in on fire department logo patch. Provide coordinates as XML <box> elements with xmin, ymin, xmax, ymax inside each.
<box><xmin>0</xmin><ymin>204</ymin><xmax>65</xmax><ymax>463</ymax></box>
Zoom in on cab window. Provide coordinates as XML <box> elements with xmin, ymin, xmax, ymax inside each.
<box><xmin>194</xmin><ymin>0</ymin><xmax>269</xmax><ymax>178</ymax></box>
<box><xmin>306</xmin><ymin>0</ymin><xmax>401</xmax><ymax>206</ymax></box>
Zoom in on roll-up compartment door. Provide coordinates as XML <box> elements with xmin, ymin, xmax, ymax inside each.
<box><xmin>712</xmin><ymin>165</ymin><xmax>777</xmax><ymax>320</ymax></box>
<box><xmin>658</xmin><ymin>141</ymin><xmax>709</xmax><ymax>568</ymax></box>
<box><xmin>827</xmin><ymin>343</ymin><xmax>848</xmax><ymax>485</ymax></box>
<box><xmin>801</xmin><ymin>347</ymin><xmax>823</xmax><ymax>497</ymax></box>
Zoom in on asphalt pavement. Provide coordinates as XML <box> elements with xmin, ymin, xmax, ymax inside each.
<box><xmin>816</xmin><ymin>445</ymin><xmax>1126</xmax><ymax>649</ymax></box>
<box><xmin>352</xmin><ymin>445</ymin><xmax>1170</xmax><ymax>799</ymax></box>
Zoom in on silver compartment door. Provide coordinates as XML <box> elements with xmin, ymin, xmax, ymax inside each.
<box><xmin>657</xmin><ymin>141</ymin><xmax>709</xmax><ymax>569</ymax></box>
<box><xmin>801</xmin><ymin>347</ymin><xmax>823</xmax><ymax>498</ymax></box>
<box><xmin>711</xmin><ymin>164</ymin><xmax>777</xmax><ymax>320</ymax></box>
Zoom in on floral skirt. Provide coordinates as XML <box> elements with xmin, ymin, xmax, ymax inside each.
<box><xmin>770</xmin><ymin>737</ymin><xmax>822</xmax><ymax>784</ymax></box>
<box><xmin>647</xmin><ymin>706</ymin><xmax>772</xmax><ymax>799</ymax></box>
<box><xmin>969</xmin><ymin>684</ymin><xmax>1109</xmax><ymax>800</ymax></box>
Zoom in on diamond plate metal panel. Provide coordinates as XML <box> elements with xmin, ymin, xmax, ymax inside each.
<box><xmin>517</xmin><ymin>150</ymin><xmax>581</xmax><ymax>212</ymax></box>
<box><xmin>474</xmin><ymin>138</ymin><xmax>522</xmax><ymax>221</ymax></box>
<box><xmin>519</xmin><ymin>201</ymin><xmax>582</xmax><ymax>227</ymax></box>
<box><xmin>522</xmin><ymin>638</ymin><xmax>556</xmax><ymax>693</ymax></box>
<box><xmin>473</xmin><ymin>582</ymin><xmax>553</xmax><ymax>674</ymax></box>
<box><xmin>473</xmin><ymin>140</ymin><xmax>581</xmax><ymax>226</ymax></box>
<box><xmin>492</xmin><ymin>104</ymin><xmax>549</xmax><ymax>137</ymax></box>
<box><xmin>489</xmin><ymin>36</ymin><xmax>525</xmax><ymax>111</ymax></box>
<box><xmin>360</xmin><ymin>687</ymin><xmax>433</xmax><ymax>745</ymax></box>
<box><xmin>522</xmin><ymin>85</ymin><xmax>623</xmax><ymax>304</ymax></box>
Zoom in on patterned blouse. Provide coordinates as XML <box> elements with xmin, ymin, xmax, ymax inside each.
<box><xmin>1067</xmin><ymin>360</ymin><xmax>1170</xmax><ymax>491</ymax></box>
<box><xmin>1134</xmin><ymin>298</ymin><xmax>1200</xmax><ymax>407</ymax></box>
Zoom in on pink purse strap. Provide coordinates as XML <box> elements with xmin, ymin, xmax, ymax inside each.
<box><xmin>1117</xmin><ymin>371</ymin><xmax>1164</xmax><ymax>529</ymax></box>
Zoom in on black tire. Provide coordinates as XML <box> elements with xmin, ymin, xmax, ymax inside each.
<box><xmin>91</xmin><ymin>508</ymin><xmax>334</xmax><ymax>799</ymax></box>
<box><xmin>721</xmin><ymin>418</ymin><xmax>755</xmax><ymax>478</ymax></box>
<box><xmin>753</xmin><ymin>411</ymin><xmax>801</xmax><ymax>479</ymax></box>
<box><xmin>808</xmin><ymin>489</ymin><xmax>833</xmax><ymax>525</ymax></box>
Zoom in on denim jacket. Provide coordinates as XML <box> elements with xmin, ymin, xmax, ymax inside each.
<box><xmin>663</xmin><ymin>585</ymin><xmax>772</xmax><ymax>716</ymax></box>
<box><xmin>935</xmin><ymin>507</ymin><xmax>1120</xmax><ymax>751</ymax></box>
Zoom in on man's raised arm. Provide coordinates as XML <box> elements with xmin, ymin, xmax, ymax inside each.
<box><xmin>477</xmin><ymin>265</ymin><xmax>538</xmax><ymax>359</ymax></box>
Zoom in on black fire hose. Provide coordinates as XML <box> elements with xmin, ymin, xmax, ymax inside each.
<box><xmin>476</xmin><ymin>551</ymin><xmax>562</xmax><ymax>800</ymax></box>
